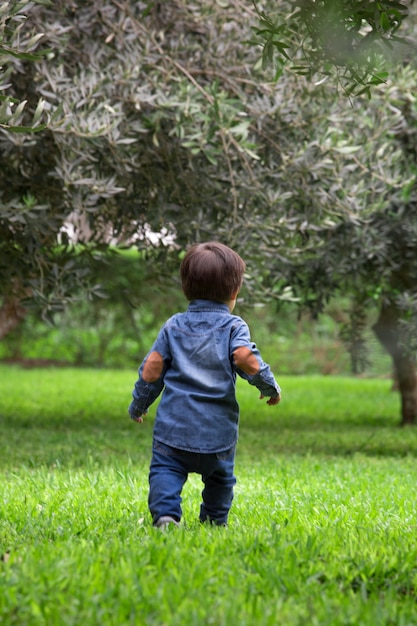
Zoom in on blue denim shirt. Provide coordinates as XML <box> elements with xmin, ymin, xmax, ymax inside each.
<box><xmin>129</xmin><ymin>299</ymin><xmax>281</xmax><ymax>453</ymax></box>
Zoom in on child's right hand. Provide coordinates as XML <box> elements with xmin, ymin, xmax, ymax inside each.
<box><xmin>259</xmin><ymin>394</ymin><xmax>281</xmax><ymax>406</ymax></box>
<box><xmin>132</xmin><ymin>412</ymin><xmax>147</xmax><ymax>423</ymax></box>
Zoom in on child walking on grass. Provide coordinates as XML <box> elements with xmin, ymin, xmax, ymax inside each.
<box><xmin>128</xmin><ymin>241</ymin><xmax>281</xmax><ymax>528</ymax></box>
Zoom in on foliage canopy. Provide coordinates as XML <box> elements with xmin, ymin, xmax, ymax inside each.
<box><xmin>253</xmin><ymin>0</ymin><xmax>416</xmax><ymax>96</ymax></box>
<box><xmin>1</xmin><ymin>0</ymin><xmax>417</xmax><ymax>422</ymax></box>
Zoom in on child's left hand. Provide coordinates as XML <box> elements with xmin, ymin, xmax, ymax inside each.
<box><xmin>259</xmin><ymin>394</ymin><xmax>281</xmax><ymax>406</ymax></box>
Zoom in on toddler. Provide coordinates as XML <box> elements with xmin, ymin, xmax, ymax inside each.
<box><xmin>129</xmin><ymin>241</ymin><xmax>281</xmax><ymax>528</ymax></box>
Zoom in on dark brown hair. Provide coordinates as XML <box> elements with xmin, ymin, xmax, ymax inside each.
<box><xmin>180</xmin><ymin>241</ymin><xmax>246</xmax><ymax>302</ymax></box>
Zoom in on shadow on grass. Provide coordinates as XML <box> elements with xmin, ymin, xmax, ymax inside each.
<box><xmin>2</xmin><ymin>416</ymin><xmax>416</xmax><ymax>471</ymax></box>
<box><xmin>240</xmin><ymin>417</ymin><xmax>417</xmax><ymax>459</ymax></box>
<box><xmin>0</xmin><ymin>367</ymin><xmax>415</xmax><ymax>465</ymax></box>
<box><xmin>0</xmin><ymin>413</ymin><xmax>152</xmax><ymax>470</ymax></box>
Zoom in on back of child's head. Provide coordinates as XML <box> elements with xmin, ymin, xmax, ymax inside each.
<box><xmin>181</xmin><ymin>241</ymin><xmax>246</xmax><ymax>302</ymax></box>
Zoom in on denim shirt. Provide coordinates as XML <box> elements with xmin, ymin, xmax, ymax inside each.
<box><xmin>129</xmin><ymin>299</ymin><xmax>281</xmax><ymax>453</ymax></box>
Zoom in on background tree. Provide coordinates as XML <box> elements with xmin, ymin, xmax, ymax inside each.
<box><xmin>0</xmin><ymin>0</ymin><xmax>289</xmax><ymax>335</ymax></box>
<box><xmin>1</xmin><ymin>0</ymin><xmax>417</xmax><ymax>424</ymax></box>
<box><xmin>252</xmin><ymin>66</ymin><xmax>417</xmax><ymax>425</ymax></box>
<box><xmin>0</xmin><ymin>0</ymin><xmax>54</xmax><ymax>132</ymax></box>
<box><xmin>247</xmin><ymin>1</ymin><xmax>417</xmax><ymax>424</ymax></box>
<box><xmin>0</xmin><ymin>0</ymin><xmax>67</xmax><ymax>337</ymax></box>
<box><xmin>253</xmin><ymin>0</ymin><xmax>416</xmax><ymax>95</ymax></box>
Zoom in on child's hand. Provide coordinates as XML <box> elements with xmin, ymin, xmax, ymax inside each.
<box><xmin>259</xmin><ymin>394</ymin><xmax>281</xmax><ymax>406</ymax></box>
<box><xmin>133</xmin><ymin>412</ymin><xmax>147</xmax><ymax>423</ymax></box>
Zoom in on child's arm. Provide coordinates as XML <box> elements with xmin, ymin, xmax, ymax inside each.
<box><xmin>233</xmin><ymin>345</ymin><xmax>281</xmax><ymax>402</ymax></box>
<box><xmin>128</xmin><ymin>375</ymin><xmax>164</xmax><ymax>422</ymax></box>
<box><xmin>129</xmin><ymin>331</ymin><xmax>170</xmax><ymax>422</ymax></box>
<box><xmin>231</xmin><ymin>322</ymin><xmax>281</xmax><ymax>404</ymax></box>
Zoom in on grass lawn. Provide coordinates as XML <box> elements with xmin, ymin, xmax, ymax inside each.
<box><xmin>1</xmin><ymin>364</ymin><xmax>417</xmax><ymax>625</ymax></box>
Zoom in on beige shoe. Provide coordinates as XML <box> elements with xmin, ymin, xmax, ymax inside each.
<box><xmin>154</xmin><ymin>516</ymin><xmax>180</xmax><ymax>530</ymax></box>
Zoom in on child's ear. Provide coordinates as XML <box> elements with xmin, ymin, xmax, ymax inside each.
<box><xmin>230</xmin><ymin>290</ymin><xmax>239</xmax><ymax>300</ymax></box>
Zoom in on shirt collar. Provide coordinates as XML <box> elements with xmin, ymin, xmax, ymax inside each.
<box><xmin>188</xmin><ymin>299</ymin><xmax>230</xmax><ymax>313</ymax></box>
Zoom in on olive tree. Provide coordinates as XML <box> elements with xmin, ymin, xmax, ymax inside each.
<box><xmin>253</xmin><ymin>0</ymin><xmax>416</xmax><ymax>95</ymax></box>
<box><xmin>1</xmin><ymin>0</ymin><xmax>417</xmax><ymax>424</ymax></box>
<box><xmin>246</xmin><ymin>1</ymin><xmax>417</xmax><ymax>424</ymax></box>
<box><xmin>248</xmin><ymin>67</ymin><xmax>417</xmax><ymax>425</ymax></box>
<box><xmin>0</xmin><ymin>0</ymin><xmax>286</xmax><ymax>335</ymax></box>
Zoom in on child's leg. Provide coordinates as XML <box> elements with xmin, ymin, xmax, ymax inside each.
<box><xmin>148</xmin><ymin>441</ymin><xmax>188</xmax><ymax>525</ymax></box>
<box><xmin>199</xmin><ymin>447</ymin><xmax>236</xmax><ymax>526</ymax></box>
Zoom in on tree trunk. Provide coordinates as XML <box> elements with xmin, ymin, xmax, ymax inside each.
<box><xmin>0</xmin><ymin>295</ymin><xmax>27</xmax><ymax>341</ymax></box>
<box><xmin>373</xmin><ymin>302</ymin><xmax>417</xmax><ymax>426</ymax></box>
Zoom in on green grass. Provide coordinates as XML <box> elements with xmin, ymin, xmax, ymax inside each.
<box><xmin>1</xmin><ymin>365</ymin><xmax>417</xmax><ymax>625</ymax></box>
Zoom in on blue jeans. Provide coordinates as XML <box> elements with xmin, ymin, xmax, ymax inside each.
<box><xmin>148</xmin><ymin>440</ymin><xmax>236</xmax><ymax>525</ymax></box>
